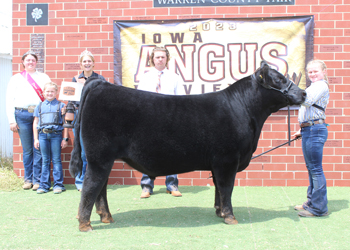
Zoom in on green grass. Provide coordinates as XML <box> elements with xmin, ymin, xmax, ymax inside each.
<box><xmin>0</xmin><ymin>185</ymin><xmax>349</xmax><ymax>249</ymax></box>
<box><xmin>0</xmin><ymin>156</ymin><xmax>23</xmax><ymax>191</ymax></box>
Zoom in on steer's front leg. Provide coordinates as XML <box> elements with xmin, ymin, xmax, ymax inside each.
<box><xmin>212</xmin><ymin>167</ymin><xmax>238</xmax><ymax>225</ymax></box>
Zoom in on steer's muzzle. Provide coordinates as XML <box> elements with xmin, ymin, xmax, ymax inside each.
<box><xmin>287</xmin><ymin>85</ymin><xmax>307</xmax><ymax>105</ymax></box>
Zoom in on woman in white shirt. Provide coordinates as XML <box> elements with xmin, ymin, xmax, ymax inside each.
<box><xmin>6</xmin><ymin>51</ymin><xmax>51</xmax><ymax>190</ymax></box>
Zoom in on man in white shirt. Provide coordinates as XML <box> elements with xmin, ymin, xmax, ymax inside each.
<box><xmin>137</xmin><ymin>46</ymin><xmax>185</xmax><ymax>198</ymax></box>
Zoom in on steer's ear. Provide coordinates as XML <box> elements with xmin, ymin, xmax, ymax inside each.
<box><xmin>260</xmin><ymin>60</ymin><xmax>269</xmax><ymax>68</ymax></box>
<box><xmin>259</xmin><ymin>61</ymin><xmax>272</xmax><ymax>87</ymax></box>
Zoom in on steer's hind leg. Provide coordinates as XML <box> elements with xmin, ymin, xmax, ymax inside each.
<box><xmin>95</xmin><ymin>179</ymin><xmax>114</xmax><ymax>224</ymax></box>
<box><xmin>212</xmin><ymin>167</ymin><xmax>238</xmax><ymax>225</ymax></box>
<box><xmin>212</xmin><ymin>174</ymin><xmax>223</xmax><ymax>218</ymax></box>
<box><xmin>78</xmin><ymin>159</ymin><xmax>114</xmax><ymax>232</ymax></box>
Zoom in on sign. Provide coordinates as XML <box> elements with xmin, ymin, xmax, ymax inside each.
<box><xmin>26</xmin><ymin>4</ymin><xmax>48</xmax><ymax>26</ymax></box>
<box><xmin>154</xmin><ymin>0</ymin><xmax>295</xmax><ymax>7</ymax></box>
<box><xmin>114</xmin><ymin>16</ymin><xmax>314</xmax><ymax>94</ymax></box>
<box><xmin>59</xmin><ymin>82</ymin><xmax>84</xmax><ymax>101</ymax></box>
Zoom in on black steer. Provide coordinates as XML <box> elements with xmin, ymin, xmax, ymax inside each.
<box><xmin>70</xmin><ymin>61</ymin><xmax>306</xmax><ymax>232</ymax></box>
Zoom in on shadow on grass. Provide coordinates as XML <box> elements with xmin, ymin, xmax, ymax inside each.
<box><xmin>90</xmin><ymin>207</ymin><xmax>290</xmax><ymax>230</ymax></box>
<box><xmin>90</xmin><ymin>199</ymin><xmax>349</xmax><ymax>231</ymax></box>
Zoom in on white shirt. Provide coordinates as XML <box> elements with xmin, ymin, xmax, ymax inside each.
<box><xmin>138</xmin><ymin>67</ymin><xmax>185</xmax><ymax>95</ymax></box>
<box><xmin>6</xmin><ymin>71</ymin><xmax>51</xmax><ymax>124</ymax></box>
<box><xmin>298</xmin><ymin>80</ymin><xmax>329</xmax><ymax>124</ymax></box>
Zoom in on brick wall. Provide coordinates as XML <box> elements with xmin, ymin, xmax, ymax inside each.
<box><xmin>12</xmin><ymin>0</ymin><xmax>350</xmax><ymax>187</ymax></box>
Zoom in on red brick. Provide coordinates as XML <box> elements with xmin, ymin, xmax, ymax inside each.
<box><xmin>49</xmin><ymin>18</ymin><xmax>63</xmax><ymax>26</ymax></box>
<box><xmin>13</xmin><ymin>26</ymin><xmax>34</xmax><ymax>33</ymax></box>
<box><xmin>263</xmin><ymin>6</ymin><xmax>287</xmax><ymax>14</ymax></box>
<box><xmin>108</xmin><ymin>1</ymin><xmax>130</xmax><ymax>9</ymax></box>
<box><xmin>177</xmin><ymin>179</ymin><xmax>194</xmax><ymax>186</ymax></box>
<box><xmin>101</xmin><ymin>9</ymin><xmax>123</xmax><ymax>16</ymax></box>
<box><xmin>64</xmin><ymin>2</ymin><xmax>85</xmax><ymax>10</ymax></box>
<box><xmin>287</xmin><ymin>179</ymin><xmax>309</xmax><ymax>186</ymax></box>
<box><xmin>79</xmin><ymin>10</ymin><xmax>100</xmax><ymax>17</ymax></box>
<box><xmin>50</xmin><ymin>3</ymin><xmax>63</xmax><ymax>11</ymax></box>
<box><xmin>315</xmin><ymin>21</ymin><xmax>335</xmax><ymax>29</ymax></box>
<box><xmin>57</xmin><ymin>25</ymin><xmax>78</xmax><ymax>33</ymax></box>
<box><xmin>57</xmin><ymin>10</ymin><xmax>78</xmax><ymax>17</ymax></box>
<box><xmin>124</xmin><ymin>8</ymin><xmax>146</xmax><ymax>16</ymax></box>
<box><xmin>86</xmin><ymin>2</ymin><xmax>107</xmax><ymax>10</ymax></box>
<box><xmin>131</xmin><ymin>1</ymin><xmax>152</xmax><ymax>8</ymax></box>
<box><xmin>193</xmin><ymin>179</ymin><xmax>214</xmax><ymax>186</ymax></box>
<box><xmin>334</xmin><ymin>180</ymin><xmax>350</xmax><ymax>187</ymax></box>
<box><xmin>271</xmin><ymin>172</ymin><xmax>294</xmax><ymax>179</ymax></box>
<box><xmin>64</xmin><ymin>18</ymin><xmax>86</xmax><ymax>25</ymax></box>
<box><xmin>79</xmin><ymin>25</ymin><xmax>101</xmax><ymax>32</ymax></box>
<box><xmin>108</xmin><ymin>178</ymin><xmax>124</xmax><ymax>185</ymax></box>
<box><xmin>239</xmin><ymin>179</ymin><xmax>262</xmax><ymax>186</ymax></box>
<box><xmin>178</xmin><ymin>172</ymin><xmax>201</xmax><ymax>178</ymax></box>
<box><xmin>336</xmin><ymin>21</ymin><xmax>350</xmax><ymax>29</ymax></box>
<box><xmin>320</xmin><ymin>13</ymin><xmax>342</xmax><ymax>21</ymax></box>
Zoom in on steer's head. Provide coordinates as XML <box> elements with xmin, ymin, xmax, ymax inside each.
<box><xmin>252</xmin><ymin>61</ymin><xmax>306</xmax><ymax>111</ymax></box>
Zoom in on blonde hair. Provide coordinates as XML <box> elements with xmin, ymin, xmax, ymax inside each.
<box><xmin>306</xmin><ymin>59</ymin><xmax>328</xmax><ymax>84</ymax></box>
<box><xmin>149</xmin><ymin>46</ymin><xmax>170</xmax><ymax>67</ymax></box>
<box><xmin>43</xmin><ymin>82</ymin><xmax>58</xmax><ymax>92</ymax></box>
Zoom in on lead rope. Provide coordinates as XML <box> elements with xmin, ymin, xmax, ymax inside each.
<box><xmin>251</xmin><ymin>105</ymin><xmax>297</xmax><ymax>160</ymax></box>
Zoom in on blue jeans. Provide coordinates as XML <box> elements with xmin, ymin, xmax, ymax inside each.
<box><xmin>15</xmin><ymin>109</ymin><xmax>42</xmax><ymax>184</ymax></box>
<box><xmin>301</xmin><ymin>124</ymin><xmax>328</xmax><ymax>216</ymax></box>
<box><xmin>38</xmin><ymin>132</ymin><xmax>65</xmax><ymax>191</ymax></box>
<box><xmin>73</xmin><ymin>128</ymin><xmax>87</xmax><ymax>190</ymax></box>
<box><xmin>141</xmin><ymin>174</ymin><xmax>179</xmax><ymax>193</ymax></box>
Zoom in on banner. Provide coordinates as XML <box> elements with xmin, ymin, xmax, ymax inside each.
<box><xmin>114</xmin><ymin>16</ymin><xmax>314</xmax><ymax>94</ymax></box>
<box><xmin>153</xmin><ymin>0</ymin><xmax>295</xmax><ymax>7</ymax></box>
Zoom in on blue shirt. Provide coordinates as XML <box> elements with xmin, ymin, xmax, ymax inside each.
<box><xmin>34</xmin><ymin>99</ymin><xmax>66</xmax><ymax>131</ymax></box>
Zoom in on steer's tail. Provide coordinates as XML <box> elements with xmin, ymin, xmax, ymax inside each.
<box><xmin>69</xmin><ymin>78</ymin><xmax>105</xmax><ymax>178</ymax></box>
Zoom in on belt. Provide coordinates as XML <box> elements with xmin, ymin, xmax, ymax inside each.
<box><xmin>41</xmin><ymin>128</ymin><xmax>57</xmax><ymax>134</ymax></box>
<box><xmin>300</xmin><ymin>119</ymin><xmax>325</xmax><ymax>128</ymax></box>
<box><xmin>15</xmin><ymin>106</ymin><xmax>36</xmax><ymax>113</ymax></box>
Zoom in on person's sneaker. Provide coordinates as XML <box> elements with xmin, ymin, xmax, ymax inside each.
<box><xmin>298</xmin><ymin>210</ymin><xmax>329</xmax><ymax>217</ymax></box>
<box><xmin>37</xmin><ymin>189</ymin><xmax>47</xmax><ymax>194</ymax></box>
<box><xmin>23</xmin><ymin>182</ymin><xmax>33</xmax><ymax>190</ymax></box>
<box><xmin>32</xmin><ymin>184</ymin><xmax>40</xmax><ymax>191</ymax></box>
<box><xmin>53</xmin><ymin>188</ymin><xmax>65</xmax><ymax>194</ymax></box>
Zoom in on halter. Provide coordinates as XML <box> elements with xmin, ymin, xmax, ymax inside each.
<box><xmin>251</xmin><ymin>73</ymin><xmax>294</xmax><ymax>99</ymax></box>
<box><xmin>251</xmin><ymin>73</ymin><xmax>295</xmax><ymax>157</ymax></box>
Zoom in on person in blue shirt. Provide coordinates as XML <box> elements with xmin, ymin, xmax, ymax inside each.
<box><xmin>33</xmin><ymin>82</ymin><xmax>69</xmax><ymax>194</ymax></box>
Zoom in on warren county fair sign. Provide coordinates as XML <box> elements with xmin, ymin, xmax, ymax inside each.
<box><xmin>154</xmin><ymin>0</ymin><xmax>294</xmax><ymax>7</ymax></box>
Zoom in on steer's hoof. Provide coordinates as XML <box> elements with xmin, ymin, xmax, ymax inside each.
<box><xmin>79</xmin><ymin>222</ymin><xmax>93</xmax><ymax>232</ymax></box>
<box><xmin>224</xmin><ymin>216</ymin><xmax>238</xmax><ymax>225</ymax></box>
<box><xmin>215</xmin><ymin>209</ymin><xmax>224</xmax><ymax>218</ymax></box>
<box><xmin>101</xmin><ymin>215</ymin><xmax>114</xmax><ymax>224</ymax></box>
